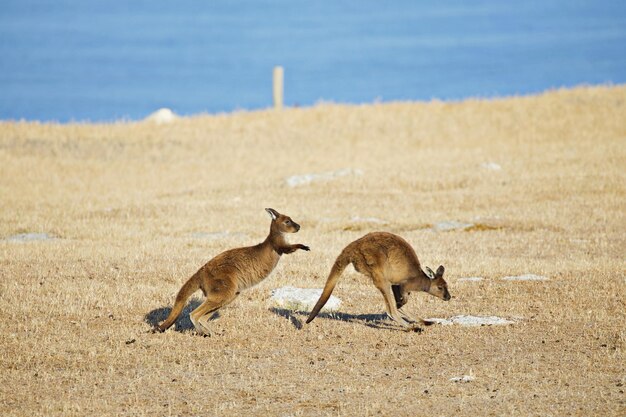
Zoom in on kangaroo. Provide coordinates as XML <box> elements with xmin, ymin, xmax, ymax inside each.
<box><xmin>305</xmin><ymin>231</ymin><xmax>451</xmax><ymax>331</ymax></box>
<box><xmin>155</xmin><ymin>208</ymin><xmax>310</xmax><ymax>335</ymax></box>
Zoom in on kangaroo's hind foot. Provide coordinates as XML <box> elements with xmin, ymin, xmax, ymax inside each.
<box><xmin>190</xmin><ymin>315</ymin><xmax>212</xmax><ymax>336</ymax></box>
<box><xmin>398</xmin><ymin>308</ymin><xmax>417</xmax><ymax>323</ymax></box>
<box><xmin>398</xmin><ymin>309</ymin><xmax>433</xmax><ymax>327</ymax></box>
<box><xmin>150</xmin><ymin>325</ymin><xmax>165</xmax><ymax>334</ymax></box>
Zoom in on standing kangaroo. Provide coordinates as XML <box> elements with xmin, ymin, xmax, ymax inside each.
<box><xmin>306</xmin><ymin>232</ymin><xmax>451</xmax><ymax>331</ymax></box>
<box><xmin>155</xmin><ymin>208</ymin><xmax>310</xmax><ymax>335</ymax></box>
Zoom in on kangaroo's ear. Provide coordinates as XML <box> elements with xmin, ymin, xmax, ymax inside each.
<box><xmin>436</xmin><ymin>265</ymin><xmax>445</xmax><ymax>277</ymax></box>
<box><xmin>265</xmin><ymin>208</ymin><xmax>279</xmax><ymax>220</ymax></box>
<box><xmin>424</xmin><ymin>266</ymin><xmax>435</xmax><ymax>279</ymax></box>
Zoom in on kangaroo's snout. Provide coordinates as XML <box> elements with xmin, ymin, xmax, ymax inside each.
<box><xmin>294</xmin><ymin>222</ymin><xmax>301</xmax><ymax>232</ymax></box>
<box><xmin>444</xmin><ymin>293</ymin><xmax>451</xmax><ymax>301</ymax></box>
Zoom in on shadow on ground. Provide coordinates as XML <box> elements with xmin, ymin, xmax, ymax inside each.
<box><xmin>146</xmin><ymin>304</ymin><xmax>415</xmax><ymax>333</ymax></box>
<box><xmin>269</xmin><ymin>308</ymin><xmax>409</xmax><ymax>332</ymax></box>
<box><xmin>144</xmin><ymin>299</ymin><xmax>220</xmax><ymax>332</ymax></box>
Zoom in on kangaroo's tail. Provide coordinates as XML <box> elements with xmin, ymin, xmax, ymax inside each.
<box><xmin>156</xmin><ymin>271</ymin><xmax>201</xmax><ymax>332</ymax></box>
<box><xmin>306</xmin><ymin>250</ymin><xmax>351</xmax><ymax>324</ymax></box>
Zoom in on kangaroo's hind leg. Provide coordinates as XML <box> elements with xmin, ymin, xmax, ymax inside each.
<box><xmin>372</xmin><ymin>275</ymin><xmax>419</xmax><ymax>331</ymax></box>
<box><xmin>190</xmin><ymin>287</ymin><xmax>238</xmax><ymax>336</ymax></box>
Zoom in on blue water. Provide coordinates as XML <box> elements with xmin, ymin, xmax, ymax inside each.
<box><xmin>1</xmin><ymin>0</ymin><xmax>625</xmax><ymax>122</ymax></box>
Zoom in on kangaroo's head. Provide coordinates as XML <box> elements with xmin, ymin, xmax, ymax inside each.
<box><xmin>265</xmin><ymin>208</ymin><xmax>301</xmax><ymax>233</ymax></box>
<box><xmin>424</xmin><ymin>265</ymin><xmax>451</xmax><ymax>301</ymax></box>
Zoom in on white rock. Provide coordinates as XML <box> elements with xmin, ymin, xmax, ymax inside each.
<box><xmin>501</xmin><ymin>274</ymin><xmax>548</xmax><ymax>281</ymax></box>
<box><xmin>426</xmin><ymin>315</ymin><xmax>515</xmax><ymax>326</ymax></box>
<box><xmin>480</xmin><ymin>162</ymin><xmax>502</xmax><ymax>171</ymax></box>
<box><xmin>433</xmin><ymin>221</ymin><xmax>474</xmax><ymax>232</ymax></box>
<box><xmin>450</xmin><ymin>375</ymin><xmax>475</xmax><ymax>383</ymax></box>
<box><xmin>4</xmin><ymin>233</ymin><xmax>55</xmax><ymax>242</ymax></box>
<box><xmin>270</xmin><ymin>286</ymin><xmax>341</xmax><ymax>312</ymax></box>
<box><xmin>144</xmin><ymin>108</ymin><xmax>178</xmax><ymax>124</ymax></box>
<box><xmin>350</xmin><ymin>216</ymin><xmax>386</xmax><ymax>224</ymax></box>
<box><xmin>285</xmin><ymin>168</ymin><xmax>363</xmax><ymax>187</ymax></box>
<box><xmin>457</xmin><ymin>277</ymin><xmax>484</xmax><ymax>282</ymax></box>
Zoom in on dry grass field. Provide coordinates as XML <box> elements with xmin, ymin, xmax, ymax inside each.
<box><xmin>1</xmin><ymin>85</ymin><xmax>625</xmax><ymax>416</ymax></box>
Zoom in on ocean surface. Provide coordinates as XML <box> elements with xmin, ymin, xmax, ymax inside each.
<box><xmin>1</xmin><ymin>0</ymin><xmax>625</xmax><ymax>122</ymax></box>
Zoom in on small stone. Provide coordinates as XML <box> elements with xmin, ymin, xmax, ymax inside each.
<box><xmin>458</xmin><ymin>277</ymin><xmax>483</xmax><ymax>282</ymax></box>
<box><xmin>450</xmin><ymin>375</ymin><xmax>475</xmax><ymax>383</ymax></box>
<box><xmin>480</xmin><ymin>162</ymin><xmax>502</xmax><ymax>171</ymax></box>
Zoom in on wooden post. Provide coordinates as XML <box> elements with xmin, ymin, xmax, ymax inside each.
<box><xmin>273</xmin><ymin>66</ymin><xmax>284</xmax><ymax>109</ymax></box>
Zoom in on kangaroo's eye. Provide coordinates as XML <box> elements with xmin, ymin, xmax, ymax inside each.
<box><xmin>285</xmin><ymin>220</ymin><xmax>292</xmax><ymax>225</ymax></box>
<box><xmin>437</xmin><ymin>286</ymin><xmax>443</xmax><ymax>291</ymax></box>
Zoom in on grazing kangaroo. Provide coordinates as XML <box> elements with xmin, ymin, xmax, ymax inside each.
<box><xmin>155</xmin><ymin>208</ymin><xmax>310</xmax><ymax>335</ymax></box>
<box><xmin>306</xmin><ymin>232</ymin><xmax>451</xmax><ymax>331</ymax></box>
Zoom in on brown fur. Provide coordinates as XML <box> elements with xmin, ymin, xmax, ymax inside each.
<box><xmin>155</xmin><ymin>208</ymin><xmax>309</xmax><ymax>335</ymax></box>
<box><xmin>306</xmin><ymin>231</ymin><xmax>451</xmax><ymax>331</ymax></box>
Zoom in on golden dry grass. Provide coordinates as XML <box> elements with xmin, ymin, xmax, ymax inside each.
<box><xmin>0</xmin><ymin>85</ymin><xmax>625</xmax><ymax>416</ymax></box>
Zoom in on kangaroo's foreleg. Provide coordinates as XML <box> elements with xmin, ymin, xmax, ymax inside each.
<box><xmin>392</xmin><ymin>284</ymin><xmax>409</xmax><ymax>308</ymax></box>
<box><xmin>189</xmin><ymin>289</ymin><xmax>238</xmax><ymax>336</ymax></box>
<box><xmin>393</xmin><ymin>282</ymin><xmax>428</xmax><ymax>327</ymax></box>
<box><xmin>280</xmin><ymin>244</ymin><xmax>310</xmax><ymax>254</ymax></box>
